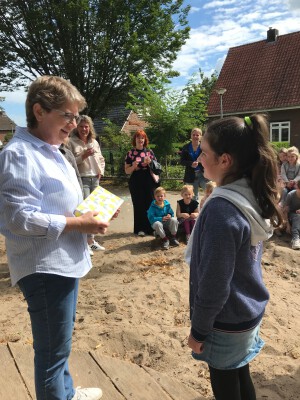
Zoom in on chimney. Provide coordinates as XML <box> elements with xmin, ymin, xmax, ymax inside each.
<box><xmin>267</xmin><ymin>27</ymin><xmax>279</xmax><ymax>42</ymax></box>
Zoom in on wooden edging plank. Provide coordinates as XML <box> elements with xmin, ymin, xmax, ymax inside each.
<box><xmin>0</xmin><ymin>344</ymin><xmax>32</xmax><ymax>399</ymax></box>
<box><xmin>143</xmin><ymin>366</ymin><xmax>205</xmax><ymax>400</ymax></box>
<box><xmin>91</xmin><ymin>350</ymin><xmax>172</xmax><ymax>400</ymax></box>
<box><xmin>70</xmin><ymin>351</ymin><xmax>124</xmax><ymax>400</ymax></box>
<box><xmin>8</xmin><ymin>343</ymin><xmax>35</xmax><ymax>398</ymax></box>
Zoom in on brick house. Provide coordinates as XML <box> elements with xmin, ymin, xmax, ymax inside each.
<box><xmin>0</xmin><ymin>110</ymin><xmax>16</xmax><ymax>146</ymax></box>
<box><xmin>93</xmin><ymin>105</ymin><xmax>148</xmax><ymax>138</ymax></box>
<box><xmin>207</xmin><ymin>28</ymin><xmax>300</xmax><ymax>148</ymax></box>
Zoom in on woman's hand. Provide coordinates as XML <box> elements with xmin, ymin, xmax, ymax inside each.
<box><xmin>83</xmin><ymin>147</ymin><xmax>95</xmax><ymax>160</ymax></box>
<box><xmin>65</xmin><ymin>212</ymin><xmax>109</xmax><ymax>234</ymax></box>
<box><xmin>192</xmin><ymin>161</ymin><xmax>198</xmax><ymax>168</ymax></box>
<box><xmin>144</xmin><ymin>156</ymin><xmax>151</xmax><ymax>165</ymax></box>
<box><xmin>190</xmin><ymin>212</ymin><xmax>199</xmax><ymax>219</ymax></box>
<box><xmin>133</xmin><ymin>160</ymin><xmax>139</xmax><ymax>170</ymax></box>
<box><xmin>188</xmin><ymin>333</ymin><xmax>204</xmax><ymax>354</ymax></box>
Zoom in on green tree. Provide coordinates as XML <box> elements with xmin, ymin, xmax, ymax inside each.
<box><xmin>0</xmin><ymin>0</ymin><xmax>190</xmax><ymax>118</ymax></box>
<box><xmin>127</xmin><ymin>72</ymin><xmax>214</xmax><ymax>161</ymax></box>
<box><xmin>179</xmin><ymin>68</ymin><xmax>218</xmax><ymax>139</ymax></box>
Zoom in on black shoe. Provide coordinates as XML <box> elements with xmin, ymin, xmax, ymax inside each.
<box><xmin>170</xmin><ymin>237</ymin><xmax>179</xmax><ymax>246</ymax></box>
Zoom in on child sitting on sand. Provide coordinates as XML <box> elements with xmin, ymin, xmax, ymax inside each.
<box><xmin>176</xmin><ymin>185</ymin><xmax>199</xmax><ymax>243</ymax></box>
<box><xmin>284</xmin><ymin>180</ymin><xmax>300</xmax><ymax>250</ymax></box>
<box><xmin>280</xmin><ymin>146</ymin><xmax>300</xmax><ymax>204</ymax></box>
<box><xmin>277</xmin><ymin>147</ymin><xmax>288</xmax><ymax>174</ymax></box>
<box><xmin>200</xmin><ymin>181</ymin><xmax>216</xmax><ymax>210</ymax></box>
<box><xmin>147</xmin><ymin>186</ymin><xmax>179</xmax><ymax>250</ymax></box>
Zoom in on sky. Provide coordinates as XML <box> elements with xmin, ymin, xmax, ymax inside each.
<box><xmin>1</xmin><ymin>0</ymin><xmax>300</xmax><ymax>127</ymax></box>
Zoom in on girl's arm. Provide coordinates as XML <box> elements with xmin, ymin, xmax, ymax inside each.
<box><xmin>280</xmin><ymin>163</ymin><xmax>288</xmax><ymax>182</ymax></box>
<box><xmin>176</xmin><ymin>203</ymin><xmax>182</xmax><ymax>218</ymax></box>
<box><xmin>293</xmin><ymin>163</ymin><xmax>300</xmax><ymax>182</ymax></box>
<box><xmin>190</xmin><ymin>206</ymin><xmax>200</xmax><ymax>219</ymax></box>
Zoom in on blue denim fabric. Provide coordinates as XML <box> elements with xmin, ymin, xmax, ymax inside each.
<box><xmin>186</xmin><ymin>170</ymin><xmax>207</xmax><ymax>201</ymax></box>
<box><xmin>81</xmin><ymin>176</ymin><xmax>99</xmax><ymax>199</ymax></box>
<box><xmin>192</xmin><ymin>324</ymin><xmax>264</xmax><ymax>370</ymax></box>
<box><xmin>289</xmin><ymin>213</ymin><xmax>300</xmax><ymax>240</ymax></box>
<box><xmin>81</xmin><ymin>176</ymin><xmax>100</xmax><ymax>241</ymax></box>
<box><xmin>18</xmin><ymin>273</ymin><xmax>79</xmax><ymax>400</ymax></box>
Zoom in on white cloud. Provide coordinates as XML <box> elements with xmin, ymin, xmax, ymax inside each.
<box><xmin>190</xmin><ymin>7</ymin><xmax>201</xmax><ymax>14</ymax></box>
<box><xmin>172</xmin><ymin>0</ymin><xmax>300</xmax><ymax>81</ymax></box>
<box><xmin>203</xmin><ymin>0</ymin><xmax>237</xmax><ymax>9</ymax></box>
<box><xmin>288</xmin><ymin>0</ymin><xmax>300</xmax><ymax>11</ymax></box>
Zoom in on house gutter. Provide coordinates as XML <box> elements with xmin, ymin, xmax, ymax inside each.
<box><xmin>208</xmin><ymin>105</ymin><xmax>300</xmax><ymax>118</ymax></box>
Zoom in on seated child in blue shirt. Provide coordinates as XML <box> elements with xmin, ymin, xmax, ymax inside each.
<box><xmin>147</xmin><ymin>186</ymin><xmax>179</xmax><ymax>250</ymax></box>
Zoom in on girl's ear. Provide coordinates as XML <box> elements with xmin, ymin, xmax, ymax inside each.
<box><xmin>220</xmin><ymin>153</ymin><xmax>233</xmax><ymax>169</ymax></box>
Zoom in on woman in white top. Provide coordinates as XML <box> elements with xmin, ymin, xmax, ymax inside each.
<box><xmin>68</xmin><ymin>115</ymin><xmax>106</xmax><ymax>252</ymax></box>
<box><xmin>0</xmin><ymin>75</ymin><xmax>106</xmax><ymax>400</ymax></box>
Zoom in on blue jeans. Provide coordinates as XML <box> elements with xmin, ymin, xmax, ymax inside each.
<box><xmin>289</xmin><ymin>213</ymin><xmax>300</xmax><ymax>240</ymax></box>
<box><xmin>18</xmin><ymin>273</ymin><xmax>79</xmax><ymax>400</ymax></box>
<box><xmin>186</xmin><ymin>170</ymin><xmax>207</xmax><ymax>201</ymax></box>
<box><xmin>81</xmin><ymin>176</ymin><xmax>99</xmax><ymax>199</ymax></box>
<box><xmin>81</xmin><ymin>176</ymin><xmax>100</xmax><ymax>242</ymax></box>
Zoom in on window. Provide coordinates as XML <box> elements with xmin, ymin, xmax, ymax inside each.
<box><xmin>270</xmin><ymin>121</ymin><xmax>290</xmax><ymax>142</ymax></box>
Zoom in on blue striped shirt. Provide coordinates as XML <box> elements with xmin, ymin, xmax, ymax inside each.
<box><xmin>0</xmin><ymin>127</ymin><xmax>92</xmax><ymax>286</ymax></box>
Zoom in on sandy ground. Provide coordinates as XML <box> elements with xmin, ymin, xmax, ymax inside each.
<box><xmin>0</xmin><ymin>185</ymin><xmax>300</xmax><ymax>399</ymax></box>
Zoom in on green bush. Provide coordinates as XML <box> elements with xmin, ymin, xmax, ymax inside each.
<box><xmin>271</xmin><ymin>142</ymin><xmax>290</xmax><ymax>151</ymax></box>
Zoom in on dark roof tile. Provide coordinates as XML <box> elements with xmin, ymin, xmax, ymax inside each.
<box><xmin>208</xmin><ymin>30</ymin><xmax>300</xmax><ymax>116</ymax></box>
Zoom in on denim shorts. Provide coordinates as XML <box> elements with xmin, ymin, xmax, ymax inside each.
<box><xmin>192</xmin><ymin>323</ymin><xmax>264</xmax><ymax>370</ymax></box>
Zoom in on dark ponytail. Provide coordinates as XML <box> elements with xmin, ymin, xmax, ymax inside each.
<box><xmin>205</xmin><ymin>114</ymin><xmax>283</xmax><ymax>227</ymax></box>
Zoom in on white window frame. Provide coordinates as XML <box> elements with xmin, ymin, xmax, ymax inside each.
<box><xmin>270</xmin><ymin>121</ymin><xmax>290</xmax><ymax>142</ymax></box>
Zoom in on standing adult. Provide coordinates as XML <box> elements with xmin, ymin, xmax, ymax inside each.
<box><xmin>0</xmin><ymin>76</ymin><xmax>107</xmax><ymax>400</ymax></box>
<box><xmin>180</xmin><ymin>127</ymin><xmax>207</xmax><ymax>200</ymax></box>
<box><xmin>68</xmin><ymin>115</ymin><xmax>106</xmax><ymax>252</ymax></box>
<box><xmin>124</xmin><ymin>130</ymin><xmax>158</xmax><ymax>236</ymax></box>
<box><xmin>187</xmin><ymin>115</ymin><xmax>283</xmax><ymax>400</ymax></box>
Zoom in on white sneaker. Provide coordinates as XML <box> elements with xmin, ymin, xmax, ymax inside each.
<box><xmin>72</xmin><ymin>387</ymin><xmax>102</xmax><ymax>400</ymax></box>
<box><xmin>90</xmin><ymin>240</ymin><xmax>105</xmax><ymax>251</ymax></box>
<box><xmin>291</xmin><ymin>238</ymin><xmax>300</xmax><ymax>250</ymax></box>
<box><xmin>137</xmin><ymin>231</ymin><xmax>145</xmax><ymax>237</ymax></box>
<box><xmin>88</xmin><ymin>247</ymin><xmax>94</xmax><ymax>256</ymax></box>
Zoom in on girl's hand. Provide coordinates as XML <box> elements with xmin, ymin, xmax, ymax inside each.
<box><xmin>181</xmin><ymin>213</ymin><xmax>190</xmax><ymax>219</ymax></box>
<box><xmin>296</xmin><ymin>209</ymin><xmax>300</xmax><ymax>214</ymax></box>
<box><xmin>112</xmin><ymin>208</ymin><xmax>121</xmax><ymax>220</ymax></box>
<box><xmin>190</xmin><ymin>213</ymin><xmax>199</xmax><ymax>219</ymax></box>
<box><xmin>163</xmin><ymin>214</ymin><xmax>171</xmax><ymax>221</ymax></box>
<box><xmin>192</xmin><ymin>161</ymin><xmax>198</xmax><ymax>168</ymax></box>
<box><xmin>188</xmin><ymin>333</ymin><xmax>204</xmax><ymax>354</ymax></box>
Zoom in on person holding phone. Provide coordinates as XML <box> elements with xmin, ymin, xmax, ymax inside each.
<box><xmin>124</xmin><ymin>130</ymin><xmax>159</xmax><ymax>236</ymax></box>
<box><xmin>68</xmin><ymin>115</ymin><xmax>106</xmax><ymax>253</ymax></box>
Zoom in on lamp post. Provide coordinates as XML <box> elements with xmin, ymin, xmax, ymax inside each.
<box><xmin>216</xmin><ymin>88</ymin><xmax>227</xmax><ymax>118</ymax></box>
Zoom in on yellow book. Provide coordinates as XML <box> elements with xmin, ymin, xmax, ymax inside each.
<box><xmin>75</xmin><ymin>186</ymin><xmax>124</xmax><ymax>223</ymax></box>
